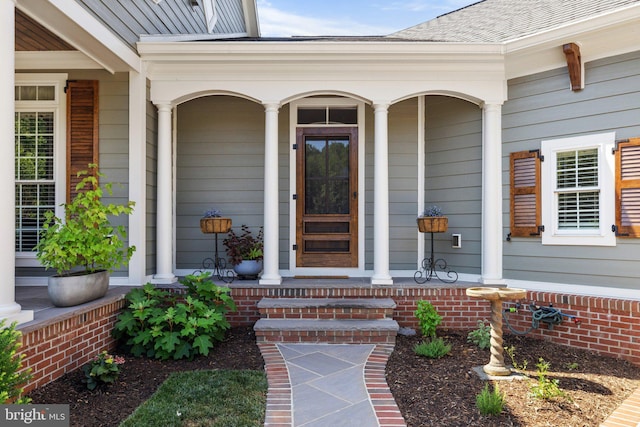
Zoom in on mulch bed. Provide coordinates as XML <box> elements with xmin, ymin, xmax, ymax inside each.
<box><xmin>28</xmin><ymin>326</ymin><xmax>640</xmax><ymax>427</ymax></box>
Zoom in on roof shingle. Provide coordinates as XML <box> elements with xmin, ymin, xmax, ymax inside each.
<box><xmin>391</xmin><ymin>0</ymin><xmax>640</xmax><ymax>42</ymax></box>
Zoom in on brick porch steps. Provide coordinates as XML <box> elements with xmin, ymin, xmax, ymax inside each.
<box><xmin>254</xmin><ymin>297</ymin><xmax>399</xmax><ymax>344</ymax></box>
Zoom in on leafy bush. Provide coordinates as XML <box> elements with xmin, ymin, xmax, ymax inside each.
<box><xmin>35</xmin><ymin>165</ymin><xmax>135</xmax><ymax>275</ymax></box>
<box><xmin>414</xmin><ymin>300</ymin><xmax>442</xmax><ymax>338</ymax></box>
<box><xmin>476</xmin><ymin>384</ymin><xmax>505</xmax><ymax>416</ymax></box>
<box><xmin>413</xmin><ymin>338</ymin><xmax>451</xmax><ymax>359</ymax></box>
<box><xmin>113</xmin><ymin>272</ymin><xmax>237</xmax><ymax>360</ymax></box>
<box><xmin>0</xmin><ymin>320</ymin><xmax>32</xmax><ymax>404</ymax></box>
<box><xmin>83</xmin><ymin>351</ymin><xmax>125</xmax><ymax>390</ymax></box>
<box><xmin>467</xmin><ymin>319</ymin><xmax>491</xmax><ymax>350</ymax></box>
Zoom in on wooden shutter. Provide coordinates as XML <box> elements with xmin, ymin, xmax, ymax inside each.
<box><xmin>66</xmin><ymin>80</ymin><xmax>98</xmax><ymax>203</ymax></box>
<box><xmin>510</xmin><ymin>150</ymin><xmax>541</xmax><ymax>237</ymax></box>
<box><xmin>615</xmin><ymin>138</ymin><xmax>640</xmax><ymax>237</ymax></box>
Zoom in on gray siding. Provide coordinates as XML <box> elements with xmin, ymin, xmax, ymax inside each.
<box><xmin>365</xmin><ymin>96</ymin><xmax>482</xmax><ymax>272</ymax></box>
<box><xmin>175</xmin><ymin>96</ymin><xmax>266</xmax><ymax>270</ymax></box>
<box><xmin>389</xmin><ymin>99</ymin><xmax>420</xmax><ymax>270</ymax></box>
<box><xmin>146</xmin><ymin>79</ymin><xmax>157</xmax><ymax>276</ymax></box>
<box><xmin>76</xmin><ymin>71</ymin><xmax>131</xmax><ymax>277</ymax></box>
<box><xmin>503</xmin><ymin>51</ymin><xmax>640</xmax><ymax>289</ymax></box>
<box><xmin>424</xmin><ymin>96</ymin><xmax>483</xmax><ymax>274</ymax></box>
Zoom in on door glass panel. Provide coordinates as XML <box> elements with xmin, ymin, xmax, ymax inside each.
<box><xmin>304</xmin><ymin>240</ymin><xmax>350</xmax><ymax>253</ymax></box>
<box><xmin>305</xmin><ymin>137</ymin><xmax>349</xmax><ymax>215</ymax></box>
<box><xmin>305</xmin><ymin>222</ymin><xmax>349</xmax><ymax>234</ymax></box>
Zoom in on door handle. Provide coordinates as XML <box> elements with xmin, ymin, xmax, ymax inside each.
<box><xmin>353</xmin><ymin>191</ymin><xmax>357</xmax><ymax>199</ymax></box>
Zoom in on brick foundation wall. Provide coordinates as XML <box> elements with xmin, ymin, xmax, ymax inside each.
<box><xmin>15</xmin><ymin>285</ymin><xmax>639</xmax><ymax>394</ymax></box>
<box><xmin>227</xmin><ymin>286</ymin><xmax>640</xmax><ymax>366</ymax></box>
<box><xmin>18</xmin><ymin>297</ymin><xmax>126</xmax><ymax>394</ymax></box>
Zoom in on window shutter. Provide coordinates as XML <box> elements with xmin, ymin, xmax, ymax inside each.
<box><xmin>510</xmin><ymin>150</ymin><xmax>541</xmax><ymax>237</ymax></box>
<box><xmin>66</xmin><ymin>80</ymin><xmax>98</xmax><ymax>203</ymax></box>
<box><xmin>615</xmin><ymin>137</ymin><xmax>640</xmax><ymax>237</ymax></box>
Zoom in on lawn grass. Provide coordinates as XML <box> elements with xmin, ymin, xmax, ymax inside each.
<box><xmin>120</xmin><ymin>370</ymin><xmax>267</xmax><ymax>427</ymax></box>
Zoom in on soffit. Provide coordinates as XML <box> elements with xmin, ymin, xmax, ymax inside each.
<box><xmin>15</xmin><ymin>9</ymin><xmax>75</xmax><ymax>51</ymax></box>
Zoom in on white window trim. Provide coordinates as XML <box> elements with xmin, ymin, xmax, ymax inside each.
<box><xmin>541</xmin><ymin>132</ymin><xmax>615</xmax><ymax>246</ymax></box>
<box><xmin>15</xmin><ymin>73</ymin><xmax>67</xmax><ymax>267</ymax></box>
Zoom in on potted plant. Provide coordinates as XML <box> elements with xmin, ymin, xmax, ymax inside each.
<box><xmin>417</xmin><ymin>205</ymin><xmax>448</xmax><ymax>233</ymax></box>
<box><xmin>223</xmin><ymin>224</ymin><xmax>263</xmax><ymax>279</ymax></box>
<box><xmin>35</xmin><ymin>165</ymin><xmax>135</xmax><ymax>307</ymax></box>
<box><xmin>200</xmin><ymin>209</ymin><xmax>232</xmax><ymax>234</ymax></box>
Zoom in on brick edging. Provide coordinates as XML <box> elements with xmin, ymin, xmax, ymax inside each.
<box><xmin>258</xmin><ymin>343</ymin><xmax>293</xmax><ymax>427</ymax></box>
<box><xmin>366</xmin><ymin>344</ymin><xmax>407</xmax><ymax>427</ymax></box>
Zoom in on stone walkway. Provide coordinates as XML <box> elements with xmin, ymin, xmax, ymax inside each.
<box><xmin>258</xmin><ymin>343</ymin><xmax>406</xmax><ymax>427</ymax></box>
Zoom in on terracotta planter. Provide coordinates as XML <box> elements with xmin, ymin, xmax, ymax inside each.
<box><xmin>417</xmin><ymin>216</ymin><xmax>448</xmax><ymax>233</ymax></box>
<box><xmin>200</xmin><ymin>217</ymin><xmax>232</xmax><ymax>234</ymax></box>
<box><xmin>48</xmin><ymin>270</ymin><xmax>109</xmax><ymax>307</ymax></box>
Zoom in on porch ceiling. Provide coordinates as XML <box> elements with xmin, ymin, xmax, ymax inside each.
<box><xmin>15</xmin><ymin>9</ymin><xmax>75</xmax><ymax>51</ymax></box>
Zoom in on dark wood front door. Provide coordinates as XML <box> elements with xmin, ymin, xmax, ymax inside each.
<box><xmin>296</xmin><ymin>127</ymin><xmax>358</xmax><ymax>267</ymax></box>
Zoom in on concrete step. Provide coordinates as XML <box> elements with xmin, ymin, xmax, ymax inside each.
<box><xmin>257</xmin><ymin>297</ymin><xmax>396</xmax><ymax>320</ymax></box>
<box><xmin>254</xmin><ymin>318</ymin><xmax>399</xmax><ymax>344</ymax></box>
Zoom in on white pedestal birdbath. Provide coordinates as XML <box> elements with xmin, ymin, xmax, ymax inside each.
<box><xmin>466</xmin><ymin>287</ymin><xmax>527</xmax><ymax>376</ymax></box>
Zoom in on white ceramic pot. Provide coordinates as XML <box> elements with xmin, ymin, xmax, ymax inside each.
<box><xmin>233</xmin><ymin>260</ymin><xmax>263</xmax><ymax>280</ymax></box>
<box><xmin>48</xmin><ymin>270</ymin><xmax>109</xmax><ymax>307</ymax></box>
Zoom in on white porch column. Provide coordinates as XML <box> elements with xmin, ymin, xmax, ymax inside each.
<box><xmin>371</xmin><ymin>103</ymin><xmax>393</xmax><ymax>285</ymax></box>
<box><xmin>480</xmin><ymin>102</ymin><xmax>506</xmax><ymax>284</ymax></box>
<box><xmin>259</xmin><ymin>103</ymin><xmax>282</xmax><ymax>285</ymax></box>
<box><xmin>1</xmin><ymin>0</ymin><xmax>32</xmax><ymax>324</ymax></box>
<box><xmin>153</xmin><ymin>103</ymin><xmax>177</xmax><ymax>283</ymax></box>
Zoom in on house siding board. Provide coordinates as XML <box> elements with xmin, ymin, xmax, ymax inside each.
<box><xmin>76</xmin><ymin>71</ymin><xmax>131</xmax><ymax>277</ymax></box>
<box><xmin>503</xmin><ymin>51</ymin><xmax>640</xmax><ymax>288</ymax></box>
<box><xmin>217</xmin><ymin>0</ymin><xmax>246</xmax><ymax>33</ymax></box>
<box><xmin>76</xmin><ymin>0</ymin><xmax>248</xmax><ymax>49</ymax></box>
<box><xmin>389</xmin><ymin>99</ymin><xmax>419</xmax><ymax>270</ymax></box>
<box><xmin>424</xmin><ymin>96</ymin><xmax>482</xmax><ymax>274</ymax></box>
<box><xmin>145</xmin><ymin>80</ymin><xmax>157</xmax><ymax>276</ymax></box>
<box><xmin>175</xmin><ymin>96</ymin><xmax>265</xmax><ymax>270</ymax></box>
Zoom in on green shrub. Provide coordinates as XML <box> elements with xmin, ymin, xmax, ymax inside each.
<box><xmin>113</xmin><ymin>272</ymin><xmax>237</xmax><ymax>360</ymax></box>
<box><xmin>82</xmin><ymin>351</ymin><xmax>125</xmax><ymax>390</ymax></box>
<box><xmin>414</xmin><ymin>338</ymin><xmax>451</xmax><ymax>359</ymax></box>
<box><xmin>0</xmin><ymin>320</ymin><xmax>32</xmax><ymax>404</ymax></box>
<box><xmin>414</xmin><ymin>300</ymin><xmax>442</xmax><ymax>338</ymax></box>
<box><xmin>35</xmin><ymin>165</ymin><xmax>135</xmax><ymax>276</ymax></box>
<box><xmin>476</xmin><ymin>383</ymin><xmax>505</xmax><ymax>416</ymax></box>
<box><xmin>467</xmin><ymin>319</ymin><xmax>491</xmax><ymax>350</ymax></box>
<box><xmin>530</xmin><ymin>358</ymin><xmax>566</xmax><ymax>400</ymax></box>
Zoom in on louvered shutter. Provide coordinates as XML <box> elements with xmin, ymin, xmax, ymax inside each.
<box><xmin>615</xmin><ymin>138</ymin><xmax>640</xmax><ymax>237</ymax></box>
<box><xmin>66</xmin><ymin>80</ymin><xmax>98</xmax><ymax>203</ymax></box>
<box><xmin>510</xmin><ymin>150</ymin><xmax>541</xmax><ymax>237</ymax></box>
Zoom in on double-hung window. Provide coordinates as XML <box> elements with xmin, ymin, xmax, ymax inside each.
<box><xmin>541</xmin><ymin>132</ymin><xmax>615</xmax><ymax>246</ymax></box>
<box><xmin>15</xmin><ymin>74</ymin><xmax>67</xmax><ymax>264</ymax></box>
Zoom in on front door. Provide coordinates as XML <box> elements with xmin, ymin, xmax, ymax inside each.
<box><xmin>296</xmin><ymin>127</ymin><xmax>358</xmax><ymax>267</ymax></box>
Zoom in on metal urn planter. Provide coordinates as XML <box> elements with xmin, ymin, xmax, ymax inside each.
<box><xmin>48</xmin><ymin>270</ymin><xmax>110</xmax><ymax>307</ymax></box>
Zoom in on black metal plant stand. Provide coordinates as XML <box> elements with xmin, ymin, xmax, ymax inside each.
<box><xmin>414</xmin><ymin>232</ymin><xmax>458</xmax><ymax>284</ymax></box>
<box><xmin>198</xmin><ymin>232</ymin><xmax>234</xmax><ymax>283</ymax></box>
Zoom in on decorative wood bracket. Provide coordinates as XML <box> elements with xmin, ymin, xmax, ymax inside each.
<box><xmin>563</xmin><ymin>43</ymin><xmax>583</xmax><ymax>91</ymax></box>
